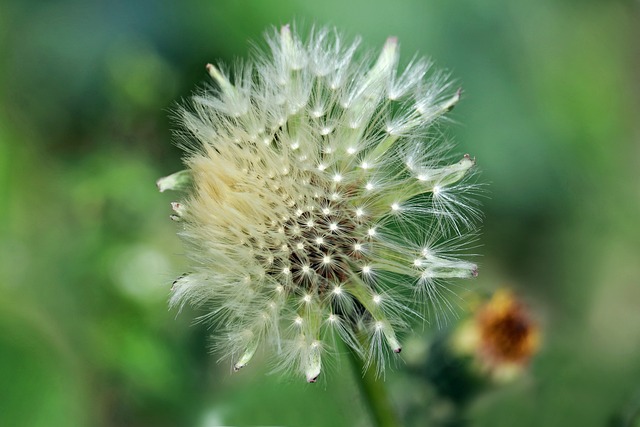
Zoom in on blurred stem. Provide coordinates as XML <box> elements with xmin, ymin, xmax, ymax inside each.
<box><xmin>346</xmin><ymin>346</ymin><xmax>401</xmax><ymax>427</ymax></box>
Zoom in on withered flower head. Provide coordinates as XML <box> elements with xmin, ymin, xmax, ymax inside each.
<box><xmin>454</xmin><ymin>289</ymin><xmax>540</xmax><ymax>381</ymax></box>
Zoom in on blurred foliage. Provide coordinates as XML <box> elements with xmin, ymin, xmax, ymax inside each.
<box><xmin>1</xmin><ymin>0</ymin><xmax>639</xmax><ymax>426</ymax></box>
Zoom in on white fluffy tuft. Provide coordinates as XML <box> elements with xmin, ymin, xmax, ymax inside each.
<box><xmin>160</xmin><ymin>24</ymin><xmax>480</xmax><ymax>382</ymax></box>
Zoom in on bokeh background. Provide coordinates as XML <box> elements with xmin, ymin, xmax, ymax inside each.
<box><xmin>2</xmin><ymin>0</ymin><xmax>639</xmax><ymax>426</ymax></box>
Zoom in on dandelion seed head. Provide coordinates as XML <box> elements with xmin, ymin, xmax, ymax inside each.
<box><xmin>161</xmin><ymin>24</ymin><xmax>480</xmax><ymax>382</ymax></box>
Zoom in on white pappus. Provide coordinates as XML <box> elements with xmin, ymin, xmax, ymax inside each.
<box><xmin>158</xmin><ymin>24</ymin><xmax>481</xmax><ymax>383</ymax></box>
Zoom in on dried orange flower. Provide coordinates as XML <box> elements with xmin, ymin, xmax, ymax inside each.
<box><xmin>453</xmin><ymin>289</ymin><xmax>540</xmax><ymax>381</ymax></box>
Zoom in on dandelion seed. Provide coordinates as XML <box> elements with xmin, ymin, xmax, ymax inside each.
<box><xmin>161</xmin><ymin>24</ymin><xmax>480</xmax><ymax>382</ymax></box>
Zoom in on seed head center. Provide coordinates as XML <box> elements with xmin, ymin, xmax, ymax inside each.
<box><xmin>274</xmin><ymin>198</ymin><xmax>362</xmax><ymax>292</ymax></box>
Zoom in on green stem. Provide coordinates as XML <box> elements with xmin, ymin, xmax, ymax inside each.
<box><xmin>346</xmin><ymin>346</ymin><xmax>401</xmax><ymax>427</ymax></box>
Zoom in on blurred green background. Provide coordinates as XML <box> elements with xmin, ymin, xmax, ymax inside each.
<box><xmin>1</xmin><ymin>0</ymin><xmax>639</xmax><ymax>426</ymax></box>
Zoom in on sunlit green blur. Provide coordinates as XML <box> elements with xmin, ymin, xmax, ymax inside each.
<box><xmin>1</xmin><ymin>0</ymin><xmax>639</xmax><ymax>426</ymax></box>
